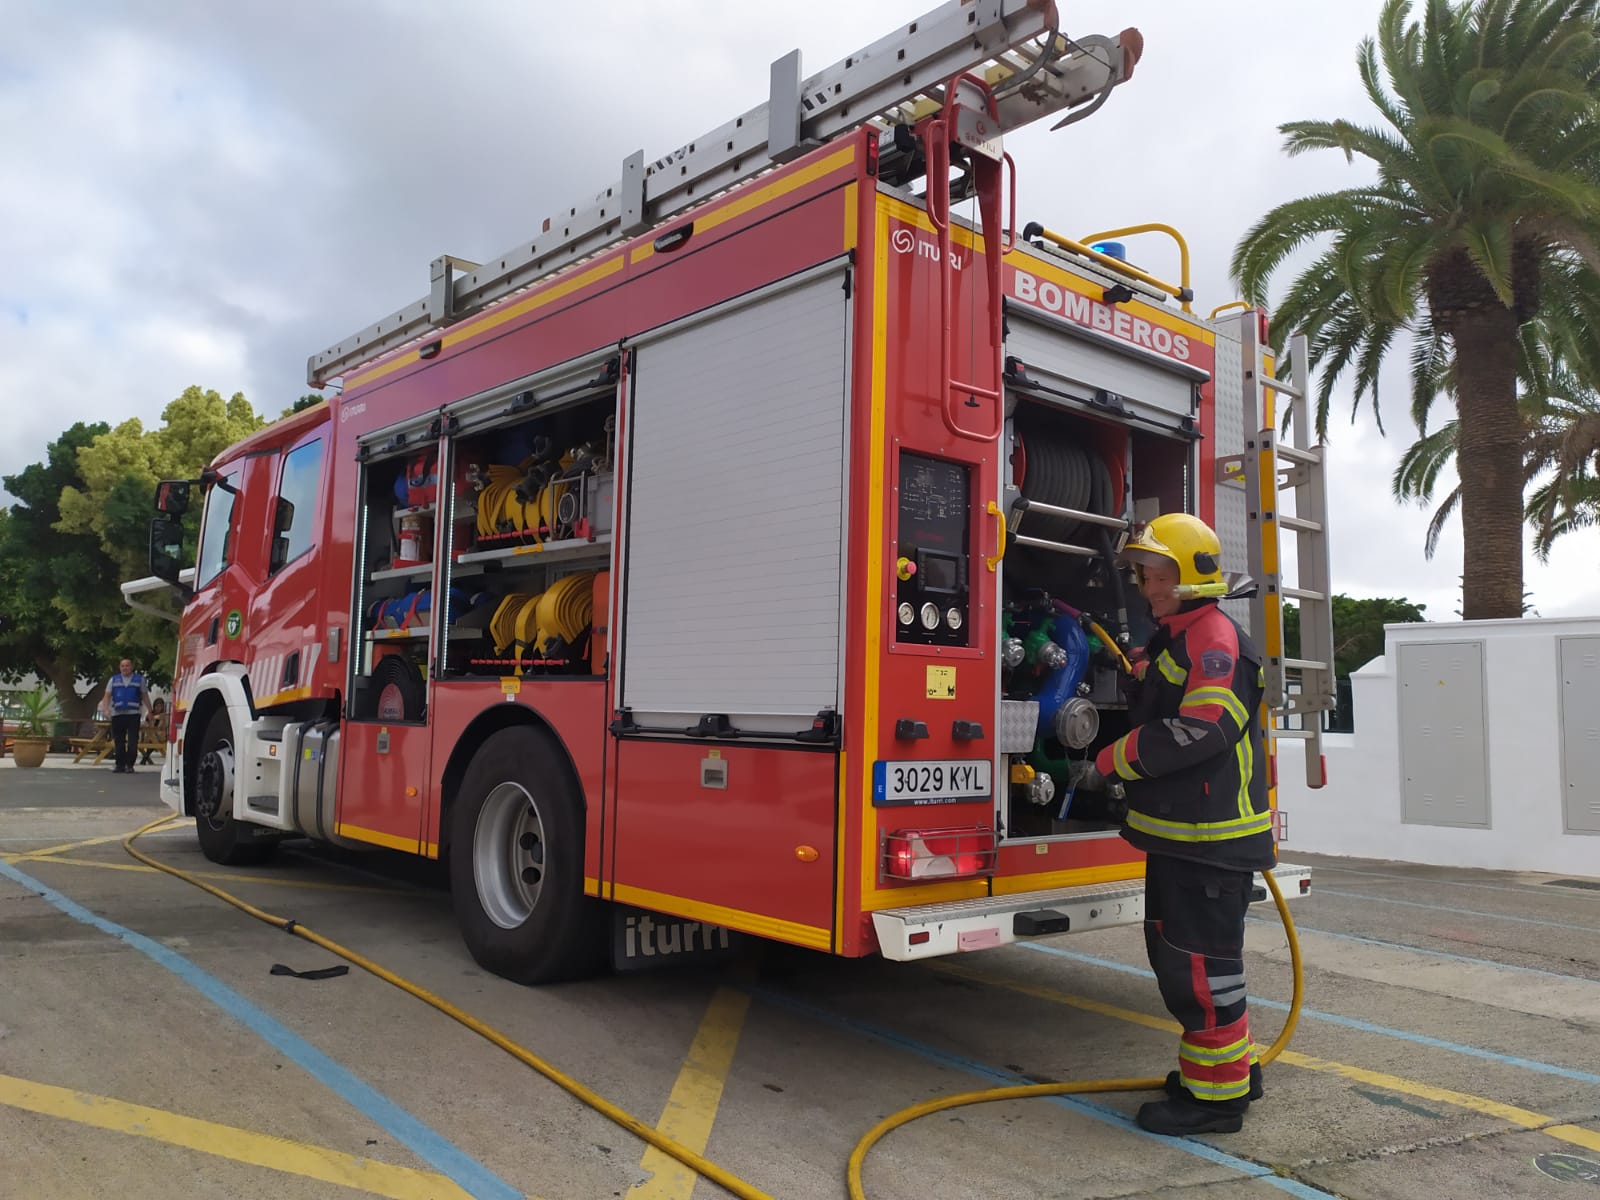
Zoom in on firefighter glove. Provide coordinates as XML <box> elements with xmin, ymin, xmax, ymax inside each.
<box><xmin>1069</xmin><ymin>759</ymin><xmax>1108</xmax><ymax>792</ymax></box>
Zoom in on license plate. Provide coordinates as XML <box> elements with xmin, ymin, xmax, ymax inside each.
<box><xmin>873</xmin><ymin>759</ymin><xmax>992</xmax><ymax>807</ymax></box>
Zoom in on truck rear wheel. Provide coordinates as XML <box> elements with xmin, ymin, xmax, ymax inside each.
<box><xmin>193</xmin><ymin>709</ymin><xmax>276</xmax><ymax>866</ymax></box>
<box><xmin>449</xmin><ymin>726</ymin><xmax>606</xmax><ymax>984</ymax></box>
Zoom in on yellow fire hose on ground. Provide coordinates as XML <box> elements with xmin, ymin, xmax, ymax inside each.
<box><xmin>124</xmin><ymin>817</ymin><xmax>1303</xmax><ymax>1200</ymax></box>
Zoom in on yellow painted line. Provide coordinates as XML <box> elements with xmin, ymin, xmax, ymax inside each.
<box><xmin>0</xmin><ymin>1071</ymin><xmax>478</xmax><ymax>1200</ymax></box>
<box><xmin>335</xmin><ymin>822</ymin><xmax>420</xmax><ymax>854</ymax></box>
<box><xmin>934</xmin><ymin>962</ymin><xmax>1600</xmax><ymax>1156</ymax></box>
<box><xmin>630</xmin><ymin>986</ymin><xmax>753</xmax><ymax>1198</ymax></box>
<box><xmin>610</xmin><ymin>883</ymin><xmax>830</xmax><ymax>950</ymax></box>
<box><xmin>3</xmin><ymin>820</ymin><xmax>186</xmax><ymax>862</ymax></box>
<box><xmin>17</xmin><ymin>853</ymin><xmax>396</xmax><ymax>894</ymax></box>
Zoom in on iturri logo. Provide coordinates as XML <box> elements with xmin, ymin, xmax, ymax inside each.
<box><xmin>890</xmin><ymin>226</ymin><xmax>964</xmax><ymax>269</ymax></box>
<box><xmin>339</xmin><ymin>401</ymin><xmax>367</xmax><ymax>425</ymax></box>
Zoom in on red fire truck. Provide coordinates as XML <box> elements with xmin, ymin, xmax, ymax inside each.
<box><xmin>134</xmin><ymin>0</ymin><xmax>1334</xmax><ymax>984</ymax></box>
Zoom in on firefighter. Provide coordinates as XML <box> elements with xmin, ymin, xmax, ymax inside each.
<box><xmin>1070</xmin><ymin>512</ymin><xmax>1273</xmax><ymax>1135</ymax></box>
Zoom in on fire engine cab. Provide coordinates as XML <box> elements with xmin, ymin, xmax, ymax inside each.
<box><xmin>131</xmin><ymin>0</ymin><xmax>1335</xmax><ymax>984</ymax></box>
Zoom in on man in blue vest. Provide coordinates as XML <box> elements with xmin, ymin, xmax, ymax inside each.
<box><xmin>104</xmin><ymin>658</ymin><xmax>150</xmax><ymax>774</ymax></box>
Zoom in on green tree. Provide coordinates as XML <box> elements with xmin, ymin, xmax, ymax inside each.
<box><xmin>1283</xmin><ymin>594</ymin><xmax>1429</xmax><ymax>678</ymax></box>
<box><xmin>50</xmin><ymin>387</ymin><xmax>266</xmax><ymax>680</ymax></box>
<box><xmin>283</xmin><ymin>393</ymin><xmax>327</xmax><ymax>418</ymax></box>
<box><xmin>1232</xmin><ymin>0</ymin><xmax>1600</xmax><ymax>620</ymax></box>
<box><xmin>0</xmin><ymin>421</ymin><xmax>121</xmax><ymax>716</ymax></box>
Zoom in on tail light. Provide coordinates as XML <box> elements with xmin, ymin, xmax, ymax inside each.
<box><xmin>881</xmin><ymin>826</ymin><xmax>997</xmax><ymax>882</ymax></box>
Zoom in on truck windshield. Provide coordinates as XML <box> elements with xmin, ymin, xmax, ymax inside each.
<box><xmin>196</xmin><ymin>473</ymin><xmax>240</xmax><ymax>587</ymax></box>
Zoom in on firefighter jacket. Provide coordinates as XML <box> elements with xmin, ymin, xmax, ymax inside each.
<box><xmin>1093</xmin><ymin>601</ymin><xmax>1275</xmax><ymax>872</ymax></box>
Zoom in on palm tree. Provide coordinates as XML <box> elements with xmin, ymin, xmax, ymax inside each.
<box><xmin>1231</xmin><ymin>0</ymin><xmax>1600</xmax><ymax>619</ymax></box>
<box><xmin>1393</xmin><ymin>315</ymin><xmax>1600</xmax><ymax>559</ymax></box>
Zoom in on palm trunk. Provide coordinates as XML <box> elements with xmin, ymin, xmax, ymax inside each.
<box><xmin>1451</xmin><ymin>308</ymin><xmax>1525</xmax><ymax>620</ymax></box>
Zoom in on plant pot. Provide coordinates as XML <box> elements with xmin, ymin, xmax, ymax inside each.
<box><xmin>11</xmin><ymin>738</ymin><xmax>51</xmax><ymax>769</ymax></box>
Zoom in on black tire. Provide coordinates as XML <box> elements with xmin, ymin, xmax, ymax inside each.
<box><xmin>448</xmin><ymin>726</ymin><xmax>607</xmax><ymax>984</ymax></box>
<box><xmin>192</xmin><ymin>709</ymin><xmax>277</xmax><ymax>866</ymax></box>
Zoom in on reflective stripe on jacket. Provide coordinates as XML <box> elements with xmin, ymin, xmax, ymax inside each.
<box><xmin>1094</xmin><ymin>602</ymin><xmax>1275</xmax><ymax>871</ymax></box>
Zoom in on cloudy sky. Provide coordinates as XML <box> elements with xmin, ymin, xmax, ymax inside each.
<box><xmin>4</xmin><ymin>0</ymin><xmax>1597</xmax><ymax>620</ymax></box>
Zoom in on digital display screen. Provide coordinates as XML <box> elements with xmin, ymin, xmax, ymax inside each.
<box><xmin>919</xmin><ymin>552</ymin><xmax>960</xmax><ymax>594</ymax></box>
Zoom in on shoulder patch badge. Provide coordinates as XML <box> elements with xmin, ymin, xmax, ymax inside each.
<box><xmin>1199</xmin><ymin>648</ymin><xmax>1235</xmax><ymax>678</ymax></box>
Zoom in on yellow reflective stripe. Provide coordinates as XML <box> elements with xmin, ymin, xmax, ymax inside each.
<box><xmin>1112</xmin><ymin>735</ymin><xmax>1140</xmax><ymax>781</ymax></box>
<box><xmin>1125</xmin><ymin>808</ymin><xmax>1273</xmax><ymax>842</ymax></box>
<box><xmin>1181</xmin><ymin>1073</ymin><xmax>1252</xmax><ymax>1100</ymax></box>
<box><xmin>1181</xmin><ymin>686</ymin><xmax>1249</xmax><ymax>728</ymax></box>
<box><xmin>1155</xmin><ymin>650</ymin><xmax>1186</xmax><ymax>685</ymax></box>
<box><xmin>1181</xmin><ymin>1035</ymin><xmax>1253</xmax><ymax>1065</ymax></box>
<box><xmin>1236</xmin><ymin>737</ymin><xmax>1253</xmax><ymax>821</ymax></box>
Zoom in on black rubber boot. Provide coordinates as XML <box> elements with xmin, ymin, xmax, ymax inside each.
<box><xmin>1136</xmin><ymin>1094</ymin><xmax>1247</xmax><ymax>1136</ymax></box>
<box><xmin>1164</xmin><ymin>1061</ymin><xmax>1263</xmax><ymax>1102</ymax></box>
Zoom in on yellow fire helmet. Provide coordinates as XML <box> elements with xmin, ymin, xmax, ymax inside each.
<box><xmin>1119</xmin><ymin>512</ymin><xmax>1227</xmax><ymax>599</ymax></box>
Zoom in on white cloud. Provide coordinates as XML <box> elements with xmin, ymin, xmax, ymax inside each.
<box><xmin>2</xmin><ymin>0</ymin><xmax>1595</xmax><ymax>617</ymax></box>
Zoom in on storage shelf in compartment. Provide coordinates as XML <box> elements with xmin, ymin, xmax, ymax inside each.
<box><xmin>370</xmin><ymin>562</ymin><xmax>435</xmax><ymax>581</ymax></box>
<box><xmin>394</xmin><ymin>499</ymin><xmax>476</xmax><ymax>522</ymax></box>
<box><xmin>468</xmin><ymin>658</ymin><xmax>580</xmax><ymax>669</ymax></box>
<box><xmin>456</xmin><ymin>536</ymin><xmax>611</xmax><ymax>568</ymax></box>
<box><xmin>367</xmin><ymin>627</ymin><xmax>481</xmax><ymax>641</ymax></box>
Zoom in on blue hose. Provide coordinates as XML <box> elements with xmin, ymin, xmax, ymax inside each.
<box><xmin>1035</xmin><ymin>615</ymin><xmax>1089</xmax><ymax>736</ymax></box>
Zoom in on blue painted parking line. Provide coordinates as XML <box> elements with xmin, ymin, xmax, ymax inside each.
<box><xmin>0</xmin><ymin>858</ymin><xmax>523</xmax><ymax>1200</ymax></box>
<box><xmin>1244</xmin><ymin>914</ymin><xmax>1600</xmax><ymax>984</ymax></box>
<box><xmin>748</xmin><ymin>985</ymin><xmax>1340</xmax><ymax>1199</ymax></box>
<box><xmin>1314</xmin><ymin>888</ymin><xmax>1600</xmax><ymax>935</ymax></box>
<box><xmin>1023</xmin><ymin>943</ymin><xmax>1600</xmax><ymax>1088</ymax></box>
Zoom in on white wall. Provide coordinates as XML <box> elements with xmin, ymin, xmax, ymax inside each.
<box><xmin>1277</xmin><ymin>616</ymin><xmax>1600</xmax><ymax>877</ymax></box>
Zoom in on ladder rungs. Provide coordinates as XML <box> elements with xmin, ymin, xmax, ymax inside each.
<box><xmin>307</xmin><ymin>2</ymin><xmax>1136</xmax><ymax>386</ymax></box>
<box><xmin>1279</xmin><ymin>514</ymin><xmax>1322</xmax><ymax>534</ymax></box>
<box><xmin>1282</xmin><ymin>586</ymin><xmax>1326</xmax><ymax>603</ymax></box>
<box><xmin>1282</xmin><ymin>657</ymin><xmax>1330</xmax><ymax>672</ymax></box>
<box><xmin>1255</xmin><ymin>361</ymin><xmax>1304</xmax><ymax>400</ymax></box>
<box><xmin>1269</xmin><ymin>727</ymin><xmax>1316</xmax><ymax>740</ymax></box>
<box><xmin>1275</xmin><ymin>444</ymin><xmax>1321</xmax><ymax>466</ymax></box>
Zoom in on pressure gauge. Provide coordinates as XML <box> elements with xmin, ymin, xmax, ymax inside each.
<box><xmin>898</xmin><ymin>602</ymin><xmax>916</xmax><ymax>626</ymax></box>
<box><xmin>919</xmin><ymin>602</ymin><xmax>940</xmax><ymax>631</ymax></box>
<box><xmin>945</xmin><ymin>607</ymin><xmax>963</xmax><ymax>630</ymax></box>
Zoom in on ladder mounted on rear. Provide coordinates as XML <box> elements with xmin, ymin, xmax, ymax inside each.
<box><xmin>307</xmin><ymin>0</ymin><xmax>1143</xmax><ymax>386</ymax></box>
<box><xmin>1218</xmin><ymin>313</ymin><xmax>1336</xmax><ymax>788</ymax></box>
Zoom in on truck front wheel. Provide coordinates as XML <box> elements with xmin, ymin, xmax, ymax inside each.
<box><xmin>448</xmin><ymin>726</ymin><xmax>606</xmax><ymax>984</ymax></box>
<box><xmin>192</xmin><ymin>709</ymin><xmax>276</xmax><ymax>866</ymax></box>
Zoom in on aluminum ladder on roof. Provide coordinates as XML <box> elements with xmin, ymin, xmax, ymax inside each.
<box><xmin>1221</xmin><ymin>314</ymin><xmax>1336</xmax><ymax>788</ymax></box>
<box><xmin>307</xmin><ymin>0</ymin><xmax>1143</xmax><ymax>386</ymax></box>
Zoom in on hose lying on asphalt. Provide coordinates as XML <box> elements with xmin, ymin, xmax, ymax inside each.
<box><xmin>124</xmin><ymin>815</ymin><xmax>1305</xmax><ymax>1200</ymax></box>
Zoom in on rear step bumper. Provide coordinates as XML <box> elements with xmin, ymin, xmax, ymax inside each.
<box><xmin>871</xmin><ymin>863</ymin><xmax>1313</xmax><ymax>961</ymax></box>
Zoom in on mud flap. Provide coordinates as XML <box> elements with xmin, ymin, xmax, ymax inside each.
<box><xmin>610</xmin><ymin>905</ymin><xmax>746</xmax><ymax>973</ymax></box>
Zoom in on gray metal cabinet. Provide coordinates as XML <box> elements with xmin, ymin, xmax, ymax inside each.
<box><xmin>1559</xmin><ymin>636</ymin><xmax>1600</xmax><ymax>835</ymax></box>
<box><xmin>1398</xmin><ymin>641</ymin><xmax>1490</xmax><ymax>828</ymax></box>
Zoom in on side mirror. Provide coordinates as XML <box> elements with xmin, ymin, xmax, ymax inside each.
<box><xmin>154</xmin><ymin>480</ymin><xmax>191</xmax><ymax>516</ymax></box>
<box><xmin>149</xmin><ymin>516</ymin><xmax>191</xmax><ymax>598</ymax></box>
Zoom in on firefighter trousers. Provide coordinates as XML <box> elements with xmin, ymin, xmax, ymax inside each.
<box><xmin>1143</xmin><ymin>852</ymin><xmax>1256</xmax><ymax>1105</ymax></box>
